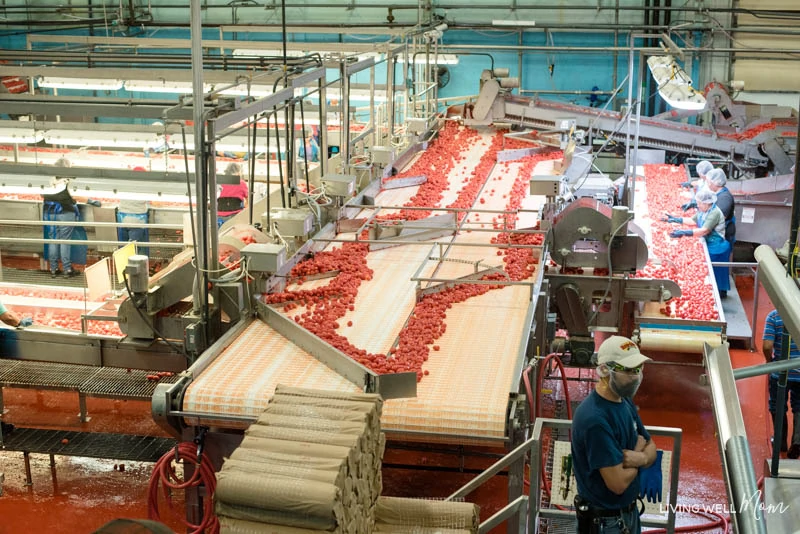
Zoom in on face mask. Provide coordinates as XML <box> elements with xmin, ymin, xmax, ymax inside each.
<box><xmin>608</xmin><ymin>369</ymin><xmax>643</xmax><ymax>398</ymax></box>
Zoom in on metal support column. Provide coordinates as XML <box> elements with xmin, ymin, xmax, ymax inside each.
<box><xmin>190</xmin><ymin>0</ymin><xmax>209</xmax><ymax>320</ymax></box>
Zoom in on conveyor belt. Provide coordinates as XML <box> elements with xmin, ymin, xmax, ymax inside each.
<box><xmin>0</xmin><ymin>359</ymin><xmax>179</xmax><ymax>400</ymax></box>
<box><xmin>184</xmin><ymin>131</ymin><xmax>548</xmax><ymax>444</ymax></box>
<box><xmin>183</xmin><ymin>321</ymin><xmax>359</xmax><ymax>425</ymax></box>
<box><xmin>1</xmin><ymin>427</ymin><xmax>176</xmax><ymax>462</ymax></box>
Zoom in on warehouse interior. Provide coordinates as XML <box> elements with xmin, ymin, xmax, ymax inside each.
<box><xmin>0</xmin><ymin>0</ymin><xmax>799</xmax><ymax>532</ymax></box>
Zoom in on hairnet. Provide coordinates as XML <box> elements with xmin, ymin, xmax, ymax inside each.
<box><xmin>54</xmin><ymin>157</ymin><xmax>71</xmax><ymax>168</ymax></box>
<box><xmin>706</xmin><ymin>168</ymin><xmax>727</xmax><ymax>187</ymax></box>
<box><xmin>695</xmin><ymin>187</ymin><xmax>718</xmax><ymax>205</ymax></box>
<box><xmin>225</xmin><ymin>162</ymin><xmax>242</xmax><ymax>176</ymax></box>
<box><xmin>696</xmin><ymin>160</ymin><xmax>713</xmax><ymax>177</ymax></box>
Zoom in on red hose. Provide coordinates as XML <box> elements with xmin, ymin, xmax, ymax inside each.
<box><xmin>147</xmin><ymin>442</ymin><xmax>219</xmax><ymax>534</ymax></box>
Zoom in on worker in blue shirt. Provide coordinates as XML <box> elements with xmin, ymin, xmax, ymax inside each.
<box><xmin>763</xmin><ymin>309</ymin><xmax>800</xmax><ymax>459</ymax></box>
<box><xmin>571</xmin><ymin>336</ymin><xmax>659</xmax><ymax>534</ymax></box>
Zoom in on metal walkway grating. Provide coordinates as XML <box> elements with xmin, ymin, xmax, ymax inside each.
<box><xmin>0</xmin><ymin>359</ymin><xmax>179</xmax><ymax>400</ymax></box>
<box><xmin>1</xmin><ymin>428</ymin><xmax>176</xmax><ymax>462</ymax></box>
<box><xmin>0</xmin><ymin>359</ymin><xmax>98</xmax><ymax>388</ymax></box>
<box><xmin>80</xmin><ymin>366</ymin><xmax>180</xmax><ymax>399</ymax></box>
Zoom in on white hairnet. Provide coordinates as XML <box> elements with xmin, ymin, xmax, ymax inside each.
<box><xmin>696</xmin><ymin>160</ymin><xmax>713</xmax><ymax>177</ymax></box>
<box><xmin>695</xmin><ymin>187</ymin><xmax>718</xmax><ymax>205</ymax></box>
<box><xmin>706</xmin><ymin>168</ymin><xmax>727</xmax><ymax>187</ymax></box>
<box><xmin>225</xmin><ymin>162</ymin><xmax>242</xmax><ymax>176</ymax></box>
<box><xmin>54</xmin><ymin>157</ymin><xmax>71</xmax><ymax>168</ymax></box>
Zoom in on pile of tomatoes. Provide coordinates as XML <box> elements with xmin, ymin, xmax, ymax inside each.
<box><xmin>636</xmin><ymin>164</ymin><xmax>719</xmax><ymax>321</ymax></box>
<box><xmin>265</xmin><ymin>125</ymin><xmax>561</xmax><ymax>381</ymax></box>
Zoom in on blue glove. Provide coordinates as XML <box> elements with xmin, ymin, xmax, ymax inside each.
<box><xmin>639</xmin><ymin>450</ymin><xmax>663</xmax><ymax>503</ymax></box>
<box><xmin>670</xmin><ymin>229</ymin><xmax>693</xmax><ymax>238</ymax></box>
<box><xmin>681</xmin><ymin>201</ymin><xmax>697</xmax><ymax>212</ymax></box>
<box><xmin>19</xmin><ymin>317</ymin><xmax>33</xmax><ymax>327</ymax></box>
<box><xmin>679</xmin><ymin>181</ymin><xmax>693</xmax><ymax>188</ymax></box>
<box><xmin>663</xmin><ymin>214</ymin><xmax>682</xmax><ymax>224</ymax></box>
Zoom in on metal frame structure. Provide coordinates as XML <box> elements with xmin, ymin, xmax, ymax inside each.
<box><xmin>447</xmin><ymin>417</ymin><xmax>683</xmax><ymax>534</ymax></box>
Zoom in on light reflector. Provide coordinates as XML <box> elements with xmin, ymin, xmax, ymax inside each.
<box><xmin>38</xmin><ymin>77</ymin><xmax>123</xmax><ymax>91</ymax></box>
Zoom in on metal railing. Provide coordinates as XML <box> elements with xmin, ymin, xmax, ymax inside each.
<box><xmin>447</xmin><ymin>417</ymin><xmax>682</xmax><ymax>533</ymax></box>
<box><xmin>703</xmin><ymin>342</ymin><xmax>768</xmax><ymax>534</ymax></box>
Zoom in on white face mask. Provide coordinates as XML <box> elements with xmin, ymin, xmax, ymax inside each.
<box><xmin>608</xmin><ymin>369</ymin><xmax>643</xmax><ymax>398</ymax></box>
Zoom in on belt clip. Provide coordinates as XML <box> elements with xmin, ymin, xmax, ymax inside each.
<box><xmin>194</xmin><ymin>426</ymin><xmax>209</xmax><ymax>464</ymax></box>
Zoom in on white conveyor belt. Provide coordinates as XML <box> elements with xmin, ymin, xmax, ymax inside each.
<box><xmin>185</xmin><ymin>130</ymin><xmax>553</xmax><ymax>444</ymax></box>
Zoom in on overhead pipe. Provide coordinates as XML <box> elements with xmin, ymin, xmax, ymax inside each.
<box><xmin>438</xmin><ymin>43</ymin><xmax>800</xmax><ymax>55</ymax></box>
<box><xmin>8</xmin><ymin>18</ymin><xmax>800</xmax><ymax>38</ymax></box>
<box><xmin>1</xmin><ymin>2</ymin><xmax>795</xmax><ymax>13</ymax></box>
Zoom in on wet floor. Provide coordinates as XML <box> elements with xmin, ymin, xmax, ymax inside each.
<box><xmin>0</xmin><ymin>275</ymin><xmax>780</xmax><ymax>533</ymax></box>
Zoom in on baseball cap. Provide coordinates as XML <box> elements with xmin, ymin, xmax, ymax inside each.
<box><xmin>596</xmin><ymin>336</ymin><xmax>652</xmax><ymax>368</ymax></box>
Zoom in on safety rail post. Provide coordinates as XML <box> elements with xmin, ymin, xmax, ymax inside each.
<box><xmin>447</xmin><ymin>417</ymin><xmax>682</xmax><ymax>533</ymax></box>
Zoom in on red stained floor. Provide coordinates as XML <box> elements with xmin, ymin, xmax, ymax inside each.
<box><xmin>0</xmin><ymin>275</ymin><xmax>782</xmax><ymax>533</ymax></box>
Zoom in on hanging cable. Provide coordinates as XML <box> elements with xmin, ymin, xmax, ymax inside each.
<box><xmin>299</xmin><ymin>97</ymin><xmax>311</xmax><ymax>193</ymax></box>
<box><xmin>248</xmin><ymin>112</ymin><xmax>258</xmax><ymax>225</ymax></box>
<box><xmin>273</xmin><ymin>106</ymin><xmax>287</xmax><ymax>208</ymax></box>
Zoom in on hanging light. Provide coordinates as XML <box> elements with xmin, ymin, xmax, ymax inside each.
<box><xmin>44</xmin><ymin>129</ymin><xmax>165</xmax><ymax>149</ymax></box>
<box><xmin>37</xmin><ymin>77</ymin><xmax>123</xmax><ymax>91</ymax></box>
<box><xmin>0</xmin><ymin>125</ymin><xmax>44</xmax><ymax>144</ymax></box>
<box><xmin>647</xmin><ymin>55</ymin><xmax>706</xmax><ymax>111</ymax></box>
<box><xmin>124</xmin><ymin>80</ymin><xmax>214</xmax><ymax>94</ymax></box>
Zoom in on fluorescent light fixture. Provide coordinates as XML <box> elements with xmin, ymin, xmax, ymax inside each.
<box><xmin>304</xmin><ymin>88</ymin><xmax>391</xmax><ymax>103</ymax></box>
<box><xmin>232</xmin><ymin>48</ymin><xmax>307</xmax><ymax>58</ymax></box>
<box><xmin>44</xmin><ymin>129</ymin><xmax>165</xmax><ymax>149</ymax></box>
<box><xmin>492</xmin><ymin>20</ymin><xmax>536</xmax><ymax>27</ymax></box>
<box><xmin>168</xmin><ymin>133</ymin><xmax>273</xmax><ymax>153</ymax></box>
<box><xmin>124</xmin><ymin>80</ymin><xmax>214</xmax><ymax>94</ymax></box>
<box><xmin>38</xmin><ymin>76</ymin><xmax>123</xmax><ymax>91</ymax></box>
<box><xmin>647</xmin><ymin>55</ymin><xmax>706</xmax><ymax>110</ymax></box>
<box><xmin>658</xmin><ymin>84</ymin><xmax>707</xmax><ymax>111</ymax></box>
<box><xmin>217</xmin><ymin>85</ymin><xmax>274</xmax><ymax>98</ymax></box>
<box><xmin>397</xmin><ymin>54</ymin><xmax>459</xmax><ymax>65</ymax></box>
<box><xmin>0</xmin><ymin>127</ymin><xmax>44</xmax><ymax>144</ymax></box>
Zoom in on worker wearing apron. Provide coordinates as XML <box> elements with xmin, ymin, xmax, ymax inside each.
<box><xmin>665</xmin><ymin>187</ymin><xmax>732</xmax><ymax>298</ymax></box>
<box><xmin>42</xmin><ymin>159</ymin><xmax>80</xmax><ymax>278</ymax></box>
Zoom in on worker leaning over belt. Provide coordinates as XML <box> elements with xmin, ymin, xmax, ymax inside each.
<box><xmin>571</xmin><ymin>336</ymin><xmax>660</xmax><ymax>534</ymax></box>
<box><xmin>704</xmin><ymin>168</ymin><xmax>736</xmax><ymax>250</ymax></box>
<box><xmin>664</xmin><ymin>187</ymin><xmax>731</xmax><ymax>298</ymax></box>
<box><xmin>680</xmin><ymin>160</ymin><xmax>714</xmax><ymax>211</ymax></box>
<box><xmin>42</xmin><ymin>157</ymin><xmax>79</xmax><ymax>278</ymax></box>
<box><xmin>217</xmin><ymin>162</ymin><xmax>249</xmax><ymax>228</ymax></box>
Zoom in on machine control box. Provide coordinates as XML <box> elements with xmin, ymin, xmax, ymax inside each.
<box><xmin>407</xmin><ymin>117</ymin><xmax>428</xmax><ymax>135</ymax></box>
<box><xmin>268</xmin><ymin>208</ymin><xmax>314</xmax><ymax>237</ymax></box>
<box><xmin>530</xmin><ymin>176</ymin><xmax>562</xmax><ymax>197</ymax></box>
<box><xmin>370</xmin><ymin>146</ymin><xmax>395</xmax><ymax>165</ymax></box>
<box><xmin>321</xmin><ymin>174</ymin><xmax>356</xmax><ymax>197</ymax></box>
<box><xmin>241</xmin><ymin>243</ymin><xmax>287</xmax><ymax>272</ymax></box>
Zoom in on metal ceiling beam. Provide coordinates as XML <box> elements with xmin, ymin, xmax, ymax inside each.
<box><xmin>27</xmin><ymin>34</ymin><xmax>396</xmax><ymax>53</ymax></box>
<box><xmin>0</xmin><ymin>49</ymin><xmax>320</xmax><ymax>69</ymax></box>
<box><xmin>0</xmin><ymin>66</ymin><xmax>285</xmax><ymax>84</ymax></box>
<box><xmin>0</xmin><ymin>94</ymin><xmax>198</xmax><ymax>120</ymax></box>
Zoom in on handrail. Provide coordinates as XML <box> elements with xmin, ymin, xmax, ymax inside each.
<box><xmin>703</xmin><ymin>342</ymin><xmax>767</xmax><ymax>534</ymax></box>
<box><xmin>448</xmin><ymin>417</ymin><xmax>683</xmax><ymax>534</ymax></box>
<box><xmin>710</xmin><ymin>259</ymin><xmax>761</xmax><ymax>350</ymax></box>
